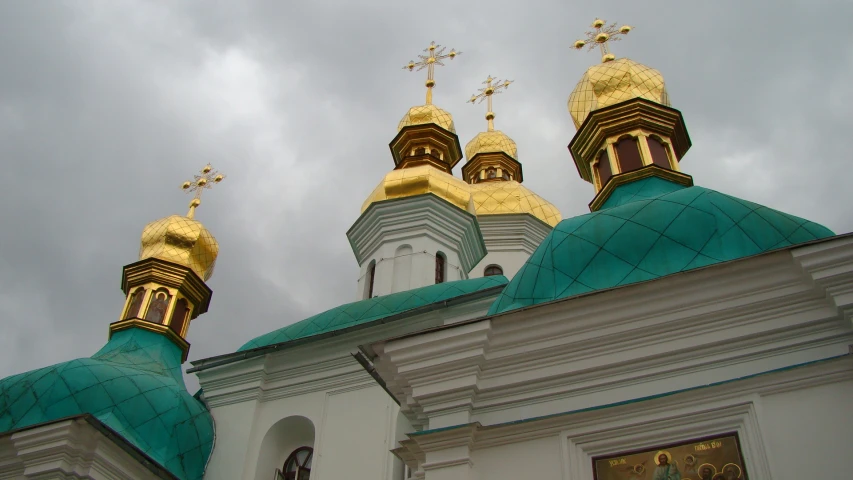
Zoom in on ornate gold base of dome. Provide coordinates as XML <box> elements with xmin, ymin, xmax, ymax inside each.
<box><xmin>389</xmin><ymin>123</ymin><xmax>464</xmax><ymax>170</ymax></box>
<box><xmin>122</xmin><ymin>257</ymin><xmax>213</xmax><ymax>316</ymax></box>
<box><xmin>108</xmin><ymin>318</ymin><xmax>191</xmax><ymax>362</ymax></box>
<box><xmin>589</xmin><ymin>164</ymin><xmax>693</xmax><ymax>212</ymax></box>
<box><xmin>461</xmin><ymin>151</ymin><xmax>524</xmax><ymax>184</ymax></box>
<box><xmin>569</xmin><ymin>97</ymin><xmax>691</xmax><ymax>186</ymax></box>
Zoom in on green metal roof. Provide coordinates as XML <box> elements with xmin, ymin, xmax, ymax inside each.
<box><xmin>489</xmin><ymin>176</ymin><xmax>834</xmax><ymax>314</ymax></box>
<box><xmin>0</xmin><ymin>328</ymin><xmax>213</xmax><ymax>480</ymax></box>
<box><xmin>239</xmin><ymin>275</ymin><xmax>508</xmax><ymax>352</ymax></box>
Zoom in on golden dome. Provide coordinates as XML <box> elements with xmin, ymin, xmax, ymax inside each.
<box><xmin>470</xmin><ymin>181</ymin><xmax>562</xmax><ymax>227</ymax></box>
<box><xmin>139</xmin><ymin>215</ymin><xmax>218</xmax><ymax>281</ymax></box>
<box><xmin>464</xmin><ymin>130</ymin><xmax>518</xmax><ymax>160</ymax></box>
<box><xmin>398</xmin><ymin>104</ymin><xmax>456</xmax><ymax>133</ymax></box>
<box><xmin>568</xmin><ymin>58</ymin><xmax>670</xmax><ymax>129</ymax></box>
<box><xmin>361</xmin><ymin>165</ymin><xmax>474</xmax><ymax>214</ymax></box>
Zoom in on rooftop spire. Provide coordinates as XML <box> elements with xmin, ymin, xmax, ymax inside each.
<box><xmin>404</xmin><ymin>41</ymin><xmax>461</xmax><ymax>105</ymax></box>
<box><xmin>181</xmin><ymin>164</ymin><xmax>226</xmax><ymax>219</ymax></box>
<box><xmin>468</xmin><ymin>75</ymin><xmax>513</xmax><ymax>132</ymax></box>
<box><xmin>572</xmin><ymin>18</ymin><xmax>633</xmax><ymax>63</ymax></box>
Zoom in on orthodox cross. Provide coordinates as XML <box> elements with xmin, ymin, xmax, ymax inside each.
<box><xmin>468</xmin><ymin>76</ymin><xmax>513</xmax><ymax>132</ymax></box>
<box><xmin>404</xmin><ymin>41</ymin><xmax>461</xmax><ymax>105</ymax></box>
<box><xmin>181</xmin><ymin>164</ymin><xmax>226</xmax><ymax>218</ymax></box>
<box><xmin>572</xmin><ymin>18</ymin><xmax>632</xmax><ymax>63</ymax></box>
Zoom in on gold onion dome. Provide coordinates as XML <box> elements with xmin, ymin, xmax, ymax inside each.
<box><xmin>470</xmin><ymin>182</ymin><xmax>561</xmax><ymax>227</ymax></box>
<box><xmin>361</xmin><ymin>165</ymin><xmax>474</xmax><ymax>214</ymax></box>
<box><xmin>568</xmin><ymin>57</ymin><xmax>670</xmax><ymax>129</ymax></box>
<box><xmin>397</xmin><ymin>104</ymin><xmax>456</xmax><ymax>133</ymax></box>
<box><xmin>465</xmin><ymin>130</ymin><xmax>518</xmax><ymax>160</ymax></box>
<box><xmin>139</xmin><ymin>214</ymin><xmax>219</xmax><ymax>281</ymax></box>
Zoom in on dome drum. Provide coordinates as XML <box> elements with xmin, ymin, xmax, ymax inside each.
<box><xmin>569</xmin><ymin>98</ymin><xmax>691</xmax><ymax>187</ymax></box>
<box><xmin>390</xmin><ymin>124</ymin><xmax>463</xmax><ymax>170</ymax></box>
<box><xmin>461</xmin><ymin>151</ymin><xmax>524</xmax><ymax>184</ymax></box>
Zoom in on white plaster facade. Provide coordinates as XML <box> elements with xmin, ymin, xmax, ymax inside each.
<box><xmin>369</xmin><ymin>235</ymin><xmax>853</xmax><ymax>480</ymax></box>
<box><xmin>468</xmin><ymin>214</ymin><xmax>553</xmax><ymax>280</ymax></box>
<box><xmin>191</xmin><ymin>288</ymin><xmax>503</xmax><ymax>480</ymax></box>
<box><xmin>0</xmin><ymin>416</ymin><xmax>173</xmax><ymax>480</ymax></box>
<box><xmin>347</xmin><ymin>194</ymin><xmax>487</xmax><ymax>300</ymax></box>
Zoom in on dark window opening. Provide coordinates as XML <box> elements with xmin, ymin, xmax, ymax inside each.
<box><xmin>169</xmin><ymin>298</ymin><xmax>189</xmax><ymax>336</ymax></box>
<box><xmin>484</xmin><ymin>265</ymin><xmax>503</xmax><ymax>277</ymax></box>
<box><xmin>647</xmin><ymin>136</ymin><xmax>672</xmax><ymax>169</ymax></box>
<box><xmin>435</xmin><ymin>254</ymin><xmax>446</xmax><ymax>284</ymax></box>
<box><xmin>595</xmin><ymin>150</ymin><xmax>612</xmax><ymax>188</ymax></box>
<box><xmin>414</xmin><ymin>147</ymin><xmax>426</xmax><ymax>156</ymax></box>
<box><xmin>486</xmin><ymin>167</ymin><xmax>497</xmax><ymax>179</ymax></box>
<box><xmin>615</xmin><ymin>136</ymin><xmax>644</xmax><ymax>173</ymax></box>
<box><xmin>367</xmin><ymin>262</ymin><xmax>376</xmax><ymax>299</ymax></box>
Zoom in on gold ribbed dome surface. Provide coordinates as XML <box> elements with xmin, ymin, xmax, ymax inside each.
<box><xmin>397</xmin><ymin>104</ymin><xmax>456</xmax><ymax>133</ymax></box>
<box><xmin>469</xmin><ymin>181</ymin><xmax>561</xmax><ymax>227</ymax></box>
<box><xmin>464</xmin><ymin>130</ymin><xmax>518</xmax><ymax>160</ymax></box>
<box><xmin>361</xmin><ymin>165</ymin><xmax>473</xmax><ymax>214</ymax></box>
<box><xmin>139</xmin><ymin>215</ymin><xmax>218</xmax><ymax>281</ymax></box>
<box><xmin>568</xmin><ymin>58</ymin><xmax>670</xmax><ymax>129</ymax></box>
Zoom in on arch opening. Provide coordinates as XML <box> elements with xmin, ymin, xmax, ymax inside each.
<box><xmin>255</xmin><ymin>416</ymin><xmax>315</xmax><ymax>480</ymax></box>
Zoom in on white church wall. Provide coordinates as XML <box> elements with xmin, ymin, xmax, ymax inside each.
<box><xmin>253</xmin><ymin>415</ymin><xmax>314</xmax><ymax>480</ymax></box>
<box><xmin>468</xmin><ymin>214</ymin><xmax>553</xmax><ymax>281</ymax></box>
<box><xmin>471</xmin><ymin>436</ymin><xmax>563</xmax><ymax>480</ymax></box>
<box><xmin>202</xmin><ymin>400</ymin><xmax>258</xmax><ymax>479</ymax></box>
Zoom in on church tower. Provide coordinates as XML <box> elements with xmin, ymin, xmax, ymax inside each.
<box><xmin>112</xmin><ymin>165</ymin><xmax>225</xmax><ymax>360</ymax></box>
<box><xmin>567</xmin><ymin>19</ymin><xmax>692</xmax><ymax>211</ymax></box>
<box><xmin>348</xmin><ymin>42</ymin><xmax>486</xmax><ymax>299</ymax></box>
<box><xmin>462</xmin><ymin>76</ymin><xmax>562</xmax><ymax>279</ymax></box>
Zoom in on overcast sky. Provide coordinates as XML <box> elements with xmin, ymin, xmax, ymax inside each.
<box><xmin>1</xmin><ymin>0</ymin><xmax>851</xmax><ymax>391</ymax></box>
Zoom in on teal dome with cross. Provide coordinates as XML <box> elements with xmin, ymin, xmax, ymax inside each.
<box><xmin>489</xmin><ymin>176</ymin><xmax>835</xmax><ymax>314</ymax></box>
<box><xmin>0</xmin><ymin>327</ymin><xmax>213</xmax><ymax>480</ymax></box>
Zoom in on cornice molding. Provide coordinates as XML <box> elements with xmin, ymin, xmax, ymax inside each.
<box><xmin>347</xmin><ymin>193</ymin><xmax>487</xmax><ymax>273</ymax></box>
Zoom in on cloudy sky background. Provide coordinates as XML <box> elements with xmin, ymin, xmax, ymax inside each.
<box><xmin>1</xmin><ymin>0</ymin><xmax>851</xmax><ymax>391</ymax></box>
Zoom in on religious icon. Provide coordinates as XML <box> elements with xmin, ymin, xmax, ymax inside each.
<box><xmin>592</xmin><ymin>434</ymin><xmax>747</xmax><ymax>480</ymax></box>
<box><xmin>651</xmin><ymin>450</ymin><xmax>681</xmax><ymax>480</ymax></box>
<box><xmin>145</xmin><ymin>291</ymin><xmax>170</xmax><ymax>324</ymax></box>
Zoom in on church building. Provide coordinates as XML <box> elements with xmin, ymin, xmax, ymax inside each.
<box><xmin>2</xmin><ymin>19</ymin><xmax>851</xmax><ymax>480</ymax></box>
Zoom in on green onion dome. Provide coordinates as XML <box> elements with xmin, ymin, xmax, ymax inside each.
<box><xmin>489</xmin><ymin>176</ymin><xmax>834</xmax><ymax>314</ymax></box>
<box><xmin>0</xmin><ymin>328</ymin><xmax>213</xmax><ymax>480</ymax></box>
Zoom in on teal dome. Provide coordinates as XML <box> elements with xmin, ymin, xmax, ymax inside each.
<box><xmin>489</xmin><ymin>176</ymin><xmax>834</xmax><ymax>314</ymax></box>
<box><xmin>240</xmin><ymin>275</ymin><xmax>508</xmax><ymax>351</ymax></box>
<box><xmin>0</xmin><ymin>328</ymin><xmax>213</xmax><ymax>480</ymax></box>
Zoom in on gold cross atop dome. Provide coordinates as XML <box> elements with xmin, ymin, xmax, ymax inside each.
<box><xmin>468</xmin><ymin>76</ymin><xmax>513</xmax><ymax>132</ymax></box>
<box><xmin>572</xmin><ymin>18</ymin><xmax>632</xmax><ymax>63</ymax></box>
<box><xmin>404</xmin><ymin>41</ymin><xmax>461</xmax><ymax>105</ymax></box>
<box><xmin>181</xmin><ymin>164</ymin><xmax>225</xmax><ymax>219</ymax></box>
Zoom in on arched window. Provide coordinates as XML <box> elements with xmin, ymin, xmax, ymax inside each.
<box><xmin>484</xmin><ymin>265</ymin><xmax>503</xmax><ymax>277</ymax></box>
<box><xmin>486</xmin><ymin>167</ymin><xmax>497</xmax><ymax>179</ymax></box>
<box><xmin>169</xmin><ymin>298</ymin><xmax>189</xmax><ymax>336</ymax></box>
<box><xmin>145</xmin><ymin>289</ymin><xmax>171</xmax><ymax>324</ymax></box>
<box><xmin>278</xmin><ymin>447</ymin><xmax>313</xmax><ymax>480</ymax></box>
<box><xmin>647</xmin><ymin>136</ymin><xmax>672</xmax><ymax>169</ymax></box>
<box><xmin>124</xmin><ymin>287</ymin><xmax>146</xmax><ymax>320</ymax></box>
<box><xmin>615</xmin><ymin>136</ymin><xmax>643</xmax><ymax>173</ymax></box>
<box><xmin>429</xmin><ymin>148</ymin><xmax>441</xmax><ymax>159</ymax></box>
<box><xmin>435</xmin><ymin>253</ymin><xmax>446</xmax><ymax>284</ymax></box>
<box><xmin>414</xmin><ymin>147</ymin><xmax>426</xmax><ymax>156</ymax></box>
<box><xmin>595</xmin><ymin>150</ymin><xmax>612</xmax><ymax>188</ymax></box>
<box><xmin>366</xmin><ymin>261</ymin><xmax>376</xmax><ymax>299</ymax></box>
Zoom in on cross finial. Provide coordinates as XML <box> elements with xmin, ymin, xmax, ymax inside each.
<box><xmin>468</xmin><ymin>75</ymin><xmax>513</xmax><ymax>132</ymax></box>
<box><xmin>404</xmin><ymin>41</ymin><xmax>461</xmax><ymax>105</ymax></box>
<box><xmin>180</xmin><ymin>164</ymin><xmax>226</xmax><ymax>219</ymax></box>
<box><xmin>572</xmin><ymin>18</ymin><xmax>633</xmax><ymax>63</ymax></box>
